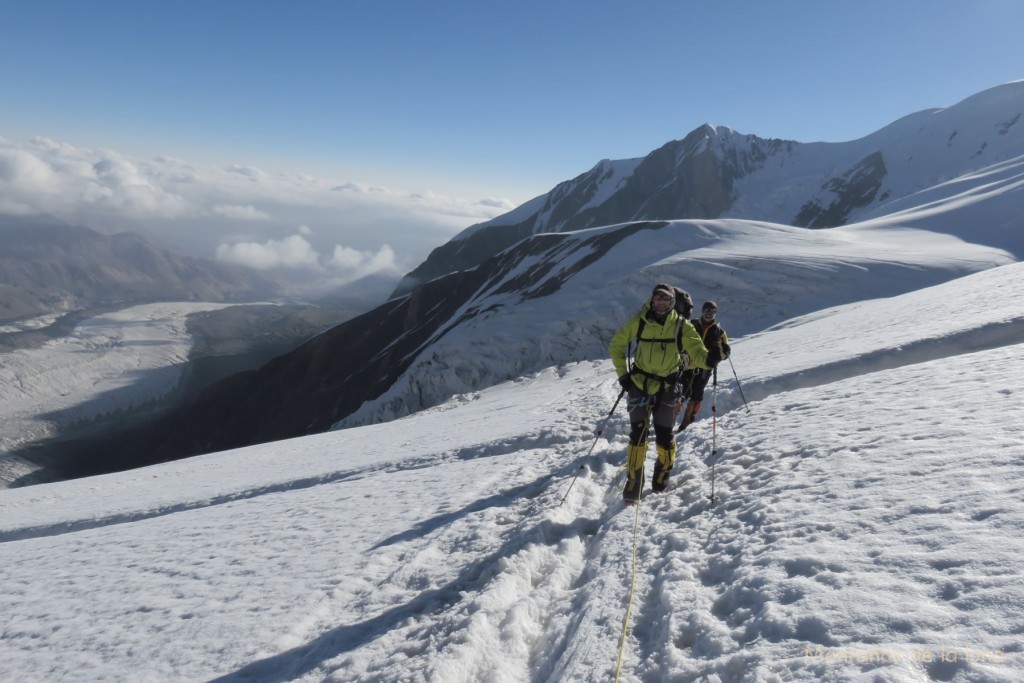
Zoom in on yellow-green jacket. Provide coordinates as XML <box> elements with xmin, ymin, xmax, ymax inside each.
<box><xmin>610</xmin><ymin>303</ymin><xmax>710</xmax><ymax>394</ymax></box>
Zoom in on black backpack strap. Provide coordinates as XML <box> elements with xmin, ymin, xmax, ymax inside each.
<box><xmin>631</xmin><ymin>315</ymin><xmax>687</xmax><ymax>377</ymax></box>
<box><xmin>674</xmin><ymin>317</ymin><xmax>690</xmax><ymax>371</ymax></box>
<box><xmin>635</xmin><ymin>316</ymin><xmax>679</xmax><ymax>344</ymax></box>
<box><xmin>627</xmin><ymin>318</ymin><xmax>646</xmax><ymax>376</ymax></box>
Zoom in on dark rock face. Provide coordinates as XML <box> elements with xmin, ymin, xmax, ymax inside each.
<box><xmin>395</xmin><ymin>127</ymin><xmax>800</xmax><ymax>295</ymax></box>
<box><xmin>795</xmin><ymin>152</ymin><xmax>888</xmax><ymax>228</ymax></box>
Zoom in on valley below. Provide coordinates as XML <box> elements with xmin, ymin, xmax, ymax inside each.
<box><xmin>0</xmin><ymin>302</ymin><xmax>353</xmax><ymax>488</ymax></box>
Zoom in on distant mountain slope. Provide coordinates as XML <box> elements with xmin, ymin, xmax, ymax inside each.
<box><xmin>397</xmin><ymin>81</ymin><xmax>1023</xmax><ymax>293</ymax></box>
<box><xmin>67</xmin><ymin>215</ymin><xmax>1011</xmax><ymax>474</ymax></box>
<box><xmin>0</xmin><ymin>215</ymin><xmax>290</xmax><ymax>323</ymax></box>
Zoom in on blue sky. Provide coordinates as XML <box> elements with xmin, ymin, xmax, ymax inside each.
<box><xmin>3</xmin><ymin>0</ymin><xmax>1022</xmax><ymax>201</ymax></box>
<box><xmin>1</xmin><ymin>1</ymin><xmax>1022</xmax><ymax>294</ymax></box>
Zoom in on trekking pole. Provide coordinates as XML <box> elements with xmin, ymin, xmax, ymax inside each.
<box><xmin>708</xmin><ymin>368</ymin><xmax>718</xmax><ymax>505</ymax></box>
<box><xmin>559</xmin><ymin>386</ymin><xmax>627</xmax><ymax>506</ymax></box>
<box><xmin>727</xmin><ymin>356</ymin><xmax>750</xmax><ymax>412</ymax></box>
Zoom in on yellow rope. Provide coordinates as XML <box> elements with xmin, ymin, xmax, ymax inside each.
<box><xmin>614</xmin><ymin>492</ymin><xmax>643</xmax><ymax>682</ymax></box>
<box><xmin>614</xmin><ymin>400</ymin><xmax>653</xmax><ymax>681</ymax></box>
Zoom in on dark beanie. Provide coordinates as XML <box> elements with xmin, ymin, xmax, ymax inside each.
<box><xmin>652</xmin><ymin>283</ymin><xmax>675</xmax><ymax>299</ymax></box>
<box><xmin>702</xmin><ymin>300</ymin><xmax>718</xmax><ymax>311</ymax></box>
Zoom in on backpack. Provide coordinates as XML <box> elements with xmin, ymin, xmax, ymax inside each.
<box><xmin>673</xmin><ymin>287</ymin><xmax>694</xmax><ymax>319</ymax></box>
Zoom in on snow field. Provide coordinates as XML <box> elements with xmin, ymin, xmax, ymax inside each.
<box><xmin>1</xmin><ymin>266</ymin><xmax>1023</xmax><ymax>681</ymax></box>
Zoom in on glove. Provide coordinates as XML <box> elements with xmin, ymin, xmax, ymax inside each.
<box><xmin>666</xmin><ymin>370</ymin><xmax>681</xmax><ymax>393</ymax></box>
<box><xmin>706</xmin><ymin>346</ymin><xmax>722</xmax><ymax>368</ymax></box>
<box><xmin>618</xmin><ymin>374</ymin><xmax>633</xmax><ymax>390</ymax></box>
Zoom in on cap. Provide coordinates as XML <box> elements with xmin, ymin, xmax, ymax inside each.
<box><xmin>652</xmin><ymin>283</ymin><xmax>675</xmax><ymax>299</ymax></box>
<box><xmin>702</xmin><ymin>301</ymin><xmax>718</xmax><ymax>311</ymax></box>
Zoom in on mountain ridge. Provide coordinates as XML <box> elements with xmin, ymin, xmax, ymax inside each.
<box><xmin>396</xmin><ymin>80</ymin><xmax>1024</xmax><ymax>294</ymax></box>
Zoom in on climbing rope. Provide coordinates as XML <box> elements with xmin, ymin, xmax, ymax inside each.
<box><xmin>614</xmin><ymin>396</ymin><xmax>654</xmax><ymax>681</ymax></box>
<box><xmin>614</xmin><ymin>493</ymin><xmax>642</xmax><ymax>682</ymax></box>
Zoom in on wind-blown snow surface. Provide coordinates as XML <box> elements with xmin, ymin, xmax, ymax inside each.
<box><xmin>1</xmin><ymin>264</ymin><xmax>1022</xmax><ymax>682</ymax></box>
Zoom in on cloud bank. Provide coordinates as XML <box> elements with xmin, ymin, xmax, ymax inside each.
<box><xmin>0</xmin><ymin>136</ymin><xmax>517</xmax><ymax>295</ymax></box>
<box><xmin>215</xmin><ymin>232</ymin><xmax>404</xmax><ymax>288</ymax></box>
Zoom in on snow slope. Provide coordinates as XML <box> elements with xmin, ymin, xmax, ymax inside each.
<box><xmin>336</xmin><ymin>217</ymin><xmax>1012</xmax><ymax>429</ymax></box>
<box><xmin>1</xmin><ymin>262</ymin><xmax>1022</xmax><ymax>682</ymax></box>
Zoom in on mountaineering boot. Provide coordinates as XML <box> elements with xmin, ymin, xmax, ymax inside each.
<box><xmin>652</xmin><ymin>441</ymin><xmax>677</xmax><ymax>493</ymax></box>
<box><xmin>679</xmin><ymin>400</ymin><xmax>702</xmax><ymax>431</ymax></box>
<box><xmin>623</xmin><ymin>442</ymin><xmax>646</xmax><ymax>503</ymax></box>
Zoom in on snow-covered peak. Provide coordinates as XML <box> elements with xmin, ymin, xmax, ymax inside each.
<box><xmin>400</xmin><ymin>80</ymin><xmax>1022</xmax><ymax>294</ymax></box>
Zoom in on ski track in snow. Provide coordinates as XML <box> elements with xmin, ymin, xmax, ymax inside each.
<box><xmin>2</xmin><ymin>271</ymin><xmax>1024</xmax><ymax>680</ymax></box>
<box><xmin>196</xmin><ymin>344</ymin><xmax>1023</xmax><ymax>683</ymax></box>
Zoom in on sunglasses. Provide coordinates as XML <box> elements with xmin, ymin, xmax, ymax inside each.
<box><xmin>652</xmin><ymin>295</ymin><xmax>675</xmax><ymax>303</ymax></box>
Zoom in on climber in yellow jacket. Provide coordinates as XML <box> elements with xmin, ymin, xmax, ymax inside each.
<box><xmin>609</xmin><ymin>283</ymin><xmax>721</xmax><ymax>502</ymax></box>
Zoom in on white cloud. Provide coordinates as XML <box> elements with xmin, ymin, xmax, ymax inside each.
<box><xmin>0</xmin><ymin>135</ymin><xmax>520</xmax><ymax>294</ymax></box>
<box><xmin>215</xmin><ymin>234</ymin><xmax>321</xmax><ymax>270</ymax></box>
<box><xmin>211</xmin><ymin>204</ymin><xmax>272</xmax><ymax>221</ymax></box>
<box><xmin>331</xmin><ymin>182</ymin><xmax>387</xmax><ymax>194</ymax></box>
<box><xmin>479</xmin><ymin>197</ymin><xmax>516</xmax><ymax>211</ymax></box>
<box><xmin>0</xmin><ymin>137</ymin><xmax>189</xmax><ymax>219</ymax></box>
<box><xmin>326</xmin><ymin>244</ymin><xmax>403</xmax><ymax>283</ymax></box>
<box><xmin>215</xmin><ymin>234</ymin><xmax>406</xmax><ymax>289</ymax></box>
<box><xmin>0</xmin><ymin>148</ymin><xmax>56</xmax><ymax>187</ymax></box>
<box><xmin>224</xmin><ymin>164</ymin><xmax>266</xmax><ymax>181</ymax></box>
